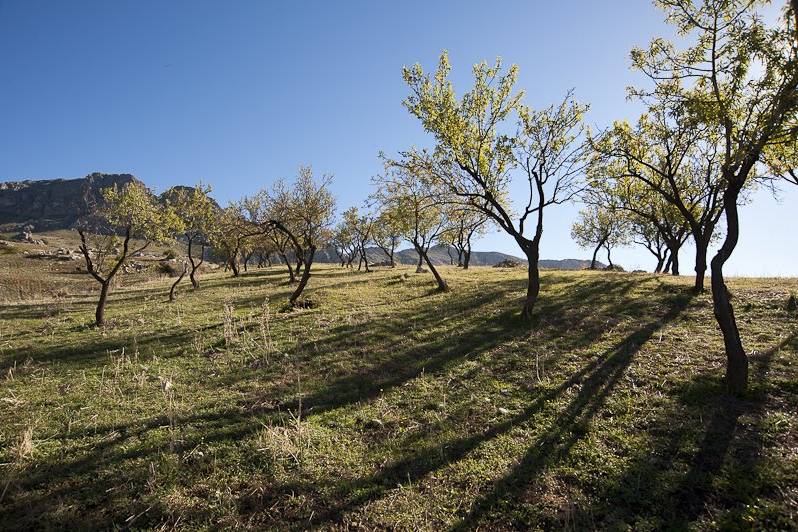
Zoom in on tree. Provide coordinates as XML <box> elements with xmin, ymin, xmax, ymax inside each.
<box><xmin>373</xmin><ymin>162</ymin><xmax>449</xmax><ymax>291</ymax></box>
<box><xmin>332</xmin><ymin>217</ymin><xmax>358</xmax><ymax>268</ymax></box>
<box><xmin>401</xmin><ymin>52</ymin><xmax>590</xmax><ymax>317</ymax></box>
<box><xmin>77</xmin><ymin>182</ymin><xmax>176</xmax><ymax>327</ymax></box>
<box><xmin>570</xmin><ymin>206</ymin><xmax>629</xmax><ymax>269</ymax></box>
<box><xmin>591</xmin><ymin>106</ymin><xmax>726</xmax><ymax>290</ymax></box>
<box><xmin>629</xmin><ymin>215</ymin><xmax>670</xmax><ymax>273</ymax></box>
<box><xmin>167</xmin><ymin>184</ymin><xmax>216</xmax><ymax>289</ymax></box>
<box><xmin>254</xmin><ymin>167</ymin><xmax>336</xmax><ymax>306</ymax></box>
<box><xmin>634</xmin><ymin>0</ymin><xmax>798</xmax><ymax>394</ymax></box>
<box><xmin>210</xmin><ymin>203</ymin><xmax>250</xmax><ymax>277</ymax></box>
<box><xmin>371</xmin><ymin>206</ymin><xmax>403</xmax><ymax>267</ymax></box>
<box><xmin>442</xmin><ymin>207</ymin><xmax>490</xmax><ymax>269</ymax></box>
<box><xmin>341</xmin><ymin>206</ymin><xmax>375</xmax><ymax>272</ymax></box>
<box><xmin>589</xmin><ymin>176</ymin><xmax>691</xmax><ymax>275</ymax></box>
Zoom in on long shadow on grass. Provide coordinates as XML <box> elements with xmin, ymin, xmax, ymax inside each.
<box><xmin>444</xmin><ymin>290</ymin><xmax>695</xmax><ymax>531</ymax></box>
<box><xmin>232</xmin><ymin>276</ymin><xmax>683</xmax><ymax>527</ymax></box>
<box><xmin>581</xmin><ymin>332</ymin><xmax>797</xmax><ymax>529</ymax></box>
<box><xmin>239</xmin><ymin>274</ymin><xmax>653</xmax><ymax>420</ymax></box>
<box><xmin>0</xmin><ymin>272</ymin><xmax>668</xmax><ymax>529</ymax></box>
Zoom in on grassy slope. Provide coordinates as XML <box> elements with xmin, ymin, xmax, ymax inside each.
<box><xmin>0</xmin><ymin>259</ymin><xmax>797</xmax><ymax>530</ymax></box>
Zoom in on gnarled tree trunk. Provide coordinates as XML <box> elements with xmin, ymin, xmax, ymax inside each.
<box><xmin>169</xmin><ymin>263</ymin><xmax>187</xmax><ymax>302</ymax></box>
<box><xmin>711</xmin><ymin>186</ymin><xmax>748</xmax><ymax>395</ymax></box>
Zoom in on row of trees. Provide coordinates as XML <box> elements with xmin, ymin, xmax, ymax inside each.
<box><xmin>77</xmin><ymin>0</ymin><xmax>796</xmax><ymax>396</ymax></box>
<box><xmin>389</xmin><ymin>0</ymin><xmax>798</xmax><ymax>395</ymax></box>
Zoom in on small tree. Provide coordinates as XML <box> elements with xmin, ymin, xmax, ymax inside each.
<box><xmin>332</xmin><ymin>217</ymin><xmax>358</xmax><ymax>268</ymax></box>
<box><xmin>371</xmin><ymin>204</ymin><xmax>404</xmax><ymax>267</ymax></box>
<box><xmin>210</xmin><ymin>203</ymin><xmax>250</xmax><ymax>277</ymax></box>
<box><xmin>77</xmin><ymin>182</ymin><xmax>176</xmax><ymax>326</ymax></box>
<box><xmin>255</xmin><ymin>167</ymin><xmax>336</xmax><ymax>305</ymax></box>
<box><xmin>591</xmin><ymin>106</ymin><xmax>727</xmax><ymax>290</ymax></box>
<box><xmin>442</xmin><ymin>207</ymin><xmax>490</xmax><ymax>269</ymax></box>
<box><xmin>570</xmin><ymin>206</ymin><xmax>629</xmax><ymax>269</ymax></box>
<box><xmin>629</xmin><ymin>215</ymin><xmax>670</xmax><ymax>273</ymax></box>
<box><xmin>373</xmin><ymin>163</ymin><xmax>449</xmax><ymax>291</ymax></box>
<box><xmin>167</xmin><ymin>184</ymin><xmax>217</xmax><ymax>289</ymax></box>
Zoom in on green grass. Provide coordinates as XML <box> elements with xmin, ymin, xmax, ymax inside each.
<box><xmin>1</xmin><ymin>258</ymin><xmax>797</xmax><ymax>529</ymax></box>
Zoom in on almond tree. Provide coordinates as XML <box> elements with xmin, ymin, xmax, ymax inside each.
<box><xmin>332</xmin><ymin>218</ymin><xmax>358</xmax><ymax>268</ymax></box>
<box><xmin>371</xmin><ymin>205</ymin><xmax>403</xmax><ymax>267</ymax></box>
<box><xmin>401</xmin><ymin>52</ymin><xmax>590</xmax><ymax>317</ymax></box>
<box><xmin>591</xmin><ymin>107</ymin><xmax>727</xmax><ymax>290</ymax></box>
<box><xmin>77</xmin><ymin>182</ymin><xmax>177</xmax><ymax>326</ymax></box>
<box><xmin>253</xmin><ymin>167</ymin><xmax>336</xmax><ymax>305</ymax></box>
<box><xmin>167</xmin><ymin>184</ymin><xmax>216</xmax><ymax>289</ymax></box>
<box><xmin>570</xmin><ymin>206</ymin><xmax>629</xmax><ymax>269</ymax></box>
<box><xmin>634</xmin><ymin>0</ymin><xmax>798</xmax><ymax>393</ymax></box>
<box><xmin>373</xmin><ymin>162</ymin><xmax>449</xmax><ymax>291</ymax></box>
<box><xmin>443</xmin><ymin>207</ymin><xmax>490</xmax><ymax>269</ymax></box>
<box><xmin>210</xmin><ymin>203</ymin><xmax>250</xmax><ymax>277</ymax></box>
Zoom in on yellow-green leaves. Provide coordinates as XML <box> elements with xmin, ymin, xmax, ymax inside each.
<box><xmin>102</xmin><ymin>181</ymin><xmax>177</xmax><ymax>243</ymax></box>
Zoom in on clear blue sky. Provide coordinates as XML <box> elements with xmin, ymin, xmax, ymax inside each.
<box><xmin>1</xmin><ymin>1</ymin><xmax>795</xmax><ymax>275</ymax></box>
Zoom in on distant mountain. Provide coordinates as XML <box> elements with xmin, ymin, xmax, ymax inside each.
<box><xmin>0</xmin><ymin>173</ymin><xmax>140</xmax><ymax>231</ymax></box>
<box><xmin>313</xmin><ymin>244</ymin><xmax>602</xmax><ymax>270</ymax></box>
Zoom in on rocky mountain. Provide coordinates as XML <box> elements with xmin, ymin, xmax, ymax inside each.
<box><xmin>0</xmin><ymin>173</ymin><xmax>140</xmax><ymax>231</ymax></box>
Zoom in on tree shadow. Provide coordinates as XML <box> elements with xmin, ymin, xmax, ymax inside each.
<box><xmin>577</xmin><ymin>332</ymin><xmax>797</xmax><ymax>529</ymax></box>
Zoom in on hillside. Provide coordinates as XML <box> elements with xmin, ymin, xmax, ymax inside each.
<box><xmin>0</xmin><ymin>251</ymin><xmax>796</xmax><ymax>529</ymax></box>
<box><xmin>0</xmin><ymin>173</ymin><xmax>140</xmax><ymax>231</ymax></box>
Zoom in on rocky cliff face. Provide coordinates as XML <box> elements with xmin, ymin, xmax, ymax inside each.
<box><xmin>0</xmin><ymin>173</ymin><xmax>140</xmax><ymax>231</ymax></box>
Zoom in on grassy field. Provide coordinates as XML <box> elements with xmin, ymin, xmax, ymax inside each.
<box><xmin>1</xmin><ymin>246</ymin><xmax>797</xmax><ymax>529</ymax></box>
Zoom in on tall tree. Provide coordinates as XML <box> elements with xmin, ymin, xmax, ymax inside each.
<box><xmin>401</xmin><ymin>52</ymin><xmax>589</xmax><ymax>317</ymax></box>
<box><xmin>77</xmin><ymin>182</ymin><xmax>176</xmax><ymax>327</ymax></box>
<box><xmin>634</xmin><ymin>0</ymin><xmax>798</xmax><ymax>394</ymax></box>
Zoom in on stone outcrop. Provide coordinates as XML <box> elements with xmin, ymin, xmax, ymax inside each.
<box><xmin>0</xmin><ymin>173</ymin><xmax>140</xmax><ymax>231</ymax></box>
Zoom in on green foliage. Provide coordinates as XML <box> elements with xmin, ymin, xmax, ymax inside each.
<box><xmin>102</xmin><ymin>181</ymin><xmax>179</xmax><ymax>243</ymax></box>
<box><xmin>168</xmin><ymin>184</ymin><xmax>217</xmax><ymax>244</ymax></box>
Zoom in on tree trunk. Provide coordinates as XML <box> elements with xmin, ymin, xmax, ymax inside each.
<box><xmin>669</xmin><ymin>244</ymin><xmax>680</xmax><ymax>276</ymax></box>
<box><xmin>289</xmin><ymin>247</ymin><xmax>315</xmax><ymax>305</ymax></box>
<box><xmin>362</xmin><ymin>245</ymin><xmax>370</xmax><ymax>273</ymax></box>
<box><xmin>295</xmin><ymin>259</ymin><xmax>302</xmax><ymax>277</ymax></box>
<box><xmin>654</xmin><ymin>255</ymin><xmax>664</xmax><ymax>274</ymax></box>
<box><xmin>422</xmin><ymin>250</ymin><xmax>448</xmax><ymax>291</ymax></box>
<box><xmin>95</xmin><ymin>281</ymin><xmax>110</xmax><ymax>327</ymax></box>
<box><xmin>169</xmin><ymin>264</ymin><xmax>187</xmax><ymax>302</ymax></box>
<box><xmin>230</xmin><ymin>258</ymin><xmax>240</xmax><ymax>277</ymax></box>
<box><xmin>188</xmin><ymin>240</ymin><xmax>203</xmax><ymax>289</ymax></box>
<box><xmin>521</xmin><ymin>247</ymin><xmax>540</xmax><ymax>319</ymax></box>
<box><xmin>463</xmin><ymin>248</ymin><xmax>471</xmax><ymax>269</ymax></box>
<box><xmin>278</xmin><ymin>253</ymin><xmax>295</xmax><ymax>282</ymax></box>
<box><xmin>606</xmin><ymin>244</ymin><xmax>613</xmax><ymax>268</ymax></box>
<box><xmin>389</xmin><ymin>247</ymin><xmax>395</xmax><ymax>268</ymax></box>
<box><xmin>711</xmin><ymin>187</ymin><xmax>748</xmax><ymax>395</ymax></box>
<box><xmin>416</xmin><ymin>252</ymin><xmax>423</xmax><ymax>271</ymax></box>
<box><xmin>590</xmin><ymin>242</ymin><xmax>602</xmax><ymax>270</ymax></box>
<box><xmin>694</xmin><ymin>236</ymin><xmax>709</xmax><ymax>291</ymax></box>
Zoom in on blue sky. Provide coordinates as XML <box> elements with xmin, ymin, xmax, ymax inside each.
<box><xmin>1</xmin><ymin>1</ymin><xmax>795</xmax><ymax>275</ymax></box>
